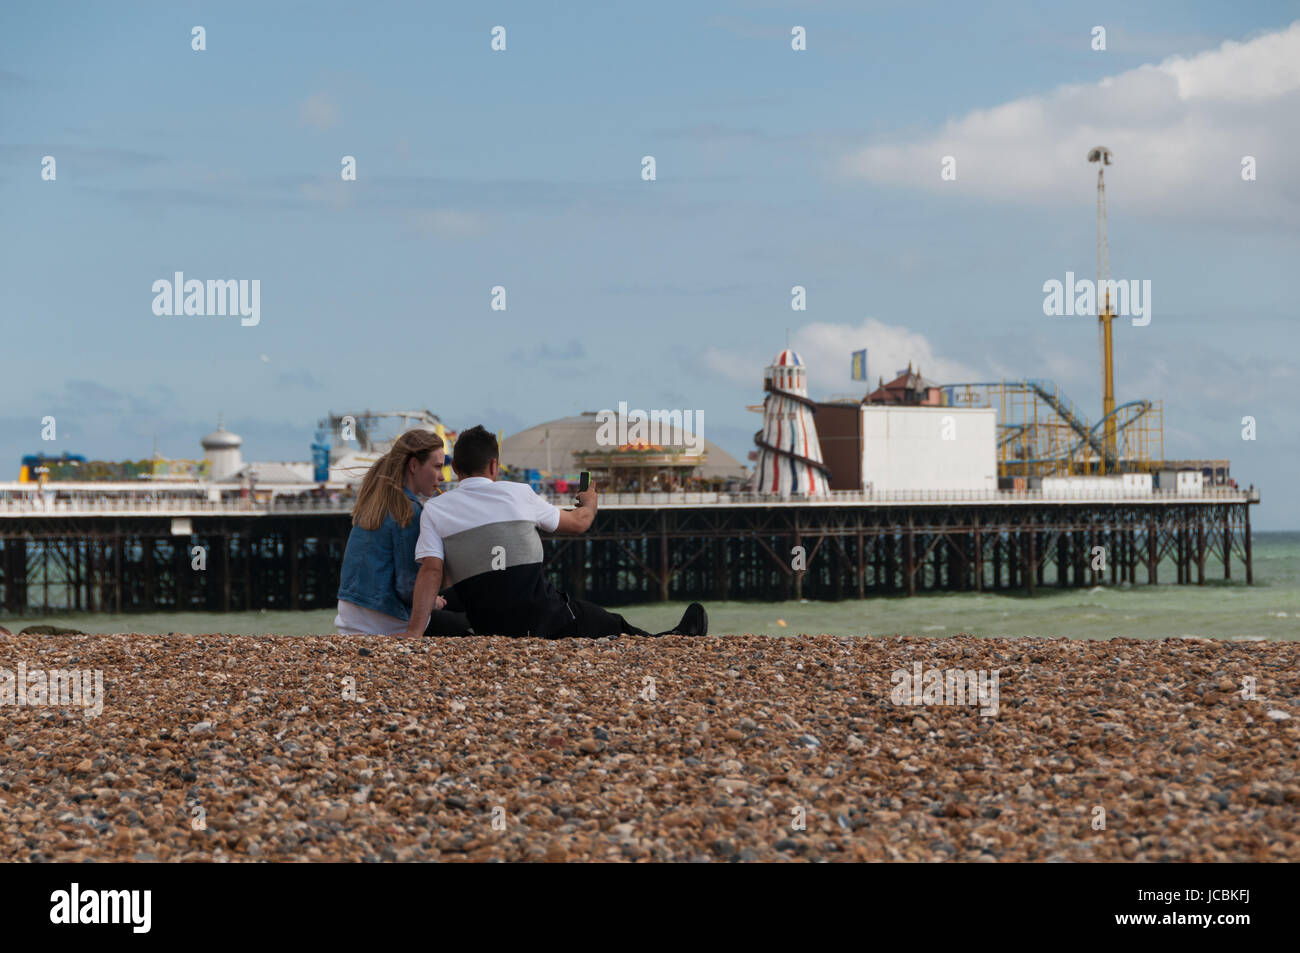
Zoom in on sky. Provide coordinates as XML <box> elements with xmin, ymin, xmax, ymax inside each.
<box><xmin>2</xmin><ymin>0</ymin><xmax>1297</xmax><ymax>526</ymax></box>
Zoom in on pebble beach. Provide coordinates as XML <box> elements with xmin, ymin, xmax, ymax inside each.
<box><xmin>1</xmin><ymin>631</ymin><xmax>1296</xmax><ymax>862</ymax></box>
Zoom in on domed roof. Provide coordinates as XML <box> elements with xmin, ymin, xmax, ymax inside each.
<box><xmin>501</xmin><ymin>413</ymin><xmax>748</xmax><ymax>480</ymax></box>
<box><xmin>201</xmin><ymin>426</ymin><xmax>242</xmax><ymax>450</ymax></box>
<box><xmin>773</xmin><ymin>349</ymin><xmax>803</xmax><ymax>367</ymax></box>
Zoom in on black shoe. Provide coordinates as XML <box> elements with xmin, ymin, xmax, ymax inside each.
<box><xmin>672</xmin><ymin>602</ymin><xmax>708</xmax><ymax>637</ymax></box>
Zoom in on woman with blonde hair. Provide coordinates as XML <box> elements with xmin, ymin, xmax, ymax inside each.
<box><xmin>335</xmin><ymin>429</ymin><xmax>471</xmax><ymax>636</ymax></box>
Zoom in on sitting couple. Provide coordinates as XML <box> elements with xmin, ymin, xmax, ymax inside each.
<box><xmin>335</xmin><ymin>425</ymin><xmax>708</xmax><ymax>639</ymax></box>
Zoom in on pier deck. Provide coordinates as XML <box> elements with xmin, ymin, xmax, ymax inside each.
<box><xmin>0</xmin><ymin>490</ymin><xmax>1258</xmax><ymax>615</ymax></box>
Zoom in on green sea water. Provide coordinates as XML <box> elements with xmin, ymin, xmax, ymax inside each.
<box><xmin>5</xmin><ymin>532</ymin><xmax>1298</xmax><ymax>642</ymax></box>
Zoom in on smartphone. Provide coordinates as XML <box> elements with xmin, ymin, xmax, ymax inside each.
<box><xmin>578</xmin><ymin>471</ymin><xmax>591</xmax><ymax>492</ymax></box>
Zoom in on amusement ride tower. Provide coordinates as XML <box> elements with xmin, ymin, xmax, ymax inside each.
<box><xmin>753</xmin><ymin>348</ymin><xmax>831</xmax><ymax>496</ymax></box>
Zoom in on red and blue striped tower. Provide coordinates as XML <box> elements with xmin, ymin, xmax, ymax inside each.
<box><xmin>753</xmin><ymin>349</ymin><xmax>831</xmax><ymax>496</ymax></box>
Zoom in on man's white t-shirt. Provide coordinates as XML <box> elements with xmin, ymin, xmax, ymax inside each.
<box><xmin>414</xmin><ymin>477</ymin><xmax>561</xmax><ymax>563</ymax></box>
<box><xmin>414</xmin><ymin>477</ymin><xmax>566</xmax><ymax>636</ymax></box>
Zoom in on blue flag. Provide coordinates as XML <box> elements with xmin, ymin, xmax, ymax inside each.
<box><xmin>850</xmin><ymin>348</ymin><xmax>867</xmax><ymax>381</ymax></box>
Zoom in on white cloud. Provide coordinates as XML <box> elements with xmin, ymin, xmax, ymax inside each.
<box><xmin>300</xmin><ymin>93</ymin><xmax>340</xmax><ymax>130</ymax></box>
<box><xmin>840</xmin><ymin>21</ymin><xmax>1300</xmax><ymax>224</ymax></box>
<box><xmin>706</xmin><ymin>317</ymin><xmax>982</xmax><ymax>399</ymax></box>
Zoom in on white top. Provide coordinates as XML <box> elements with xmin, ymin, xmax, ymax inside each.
<box><xmin>334</xmin><ymin>599</ymin><xmax>408</xmax><ymax>636</ymax></box>
<box><xmin>414</xmin><ymin>477</ymin><xmax>561</xmax><ymax>562</ymax></box>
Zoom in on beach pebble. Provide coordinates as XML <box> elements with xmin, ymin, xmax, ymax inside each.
<box><xmin>0</xmin><ymin>630</ymin><xmax>1295</xmax><ymax>864</ymax></box>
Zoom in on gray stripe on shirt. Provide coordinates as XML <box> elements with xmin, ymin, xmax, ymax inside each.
<box><xmin>440</xmin><ymin>520</ymin><xmax>544</xmax><ymax>587</ymax></box>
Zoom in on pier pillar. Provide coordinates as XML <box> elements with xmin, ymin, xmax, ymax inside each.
<box><xmin>243</xmin><ymin>532</ymin><xmax>253</xmax><ymax>610</ymax></box>
<box><xmin>1180</xmin><ymin>512</ymin><xmax>1190</xmax><ymax>579</ymax></box>
<box><xmin>1223</xmin><ymin>515</ymin><xmax>1231</xmax><ymax>580</ymax></box>
<box><xmin>856</xmin><ymin>530</ymin><xmax>865</xmax><ymax>599</ymax></box>
<box><xmin>793</xmin><ymin>520</ymin><xmax>803</xmax><ymax>601</ymax></box>
<box><xmin>113</xmin><ymin>525</ymin><xmax>122</xmax><ymax>613</ymax></box>
<box><xmin>2</xmin><ymin>539</ymin><xmax>28</xmax><ymax>614</ymax></box>
<box><xmin>1147</xmin><ymin>516</ymin><xmax>1158</xmax><ymax>585</ymax></box>
<box><xmin>1244</xmin><ymin>504</ymin><xmax>1253</xmax><ymax>585</ymax></box>
<box><xmin>905</xmin><ymin>515</ymin><xmax>916</xmax><ymax>597</ymax></box>
<box><xmin>288</xmin><ymin>526</ymin><xmax>300</xmax><ymax>610</ymax></box>
<box><xmin>221</xmin><ymin>530</ymin><xmax>231</xmax><ymax>613</ymax></box>
<box><xmin>719</xmin><ymin>539</ymin><xmax>731</xmax><ymax>601</ymax></box>
<box><xmin>1025</xmin><ymin>522</ymin><xmax>1036</xmax><ymax>595</ymax></box>
<box><xmin>1196</xmin><ymin>514</ymin><xmax>1206</xmax><ymax>585</ymax></box>
<box><xmin>973</xmin><ymin>514</ymin><xmax>983</xmax><ymax>592</ymax></box>
<box><xmin>657</xmin><ymin>512</ymin><xmax>669</xmax><ymax>602</ymax></box>
<box><xmin>175</xmin><ymin>536</ymin><xmax>189</xmax><ymax>611</ymax></box>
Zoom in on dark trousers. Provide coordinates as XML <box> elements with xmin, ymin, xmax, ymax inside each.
<box><xmin>549</xmin><ymin>596</ymin><xmax>653</xmax><ymax>639</ymax></box>
<box><xmin>422</xmin><ymin>588</ymin><xmax>473</xmax><ymax>637</ymax></box>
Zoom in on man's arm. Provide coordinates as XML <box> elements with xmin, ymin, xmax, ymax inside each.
<box><xmin>553</xmin><ymin>487</ymin><xmax>597</xmax><ymax>534</ymax></box>
<box><xmin>404</xmin><ymin>557</ymin><xmax>444</xmax><ymax>637</ymax></box>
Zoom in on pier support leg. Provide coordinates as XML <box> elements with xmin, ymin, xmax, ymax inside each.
<box><xmin>905</xmin><ymin>516</ymin><xmax>916</xmax><ymax>597</ymax></box>
<box><xmin>856</xmin><ymin>530</ymin><xmax>865</xmax><ymax>599</ymax></box>
<box><xmin>1244</xmin><ymin>504</ymin><xmax>1253</xmax><ymax>585</ymax></box>
<box><xmin>1223</xmin><ymin>515</ymin><xmax>1231</xmax><ymax>580</ymax></box>
<box><xmin>792</xmin><ymin>524</ymin><xmax>803</xmax><ymax>601</ymax></box>
<box><xmin>289</xmin><ymin>526</ymin><xmax>300</xmax><ymax>610</ymax></box>
<box><xmin>1196</xmin><ymin>514</ymin><xmax>1206</xmax><ymax>585</ymax></box>
<box><xmin>658</xmin><ymin>512</ymin><xmax>669</xmax><ymax>602</ymax></box>
<box><xmin>221</xmin><ymin>531</ymin><xmax>231</xmax><ymax>613</ymax></box>
<box><xmin>1147</xmin><ymin>516</ymin><xmax>1158</xmax><ymax>586</ymax></box>
<box><xmin>1025</xmin><ymin>524</ymin><xmax>1036</xmax><ymax>595</ymax></box>
<box><xmin>113</xmin><ymin>525</ymin><xmax>122</xmax><ymax>614</ymax></box>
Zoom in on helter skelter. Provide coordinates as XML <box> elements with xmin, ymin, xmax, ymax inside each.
<box><xmin>752</xmin><ymin>348</ymin><xmax>831</xmax><ymax>496</ymax></box>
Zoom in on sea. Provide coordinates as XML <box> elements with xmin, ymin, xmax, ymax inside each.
<box><xmin>4</xmin><ymin>531</ymin><xmax>1298</xmax><ymax>642</ymax></box>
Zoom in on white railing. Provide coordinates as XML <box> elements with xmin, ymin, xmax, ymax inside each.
<box><xmin>0</xmin><ymin>497</ymin><xmax>353</xmax><ymax>517</ymax></box>
<box><xmin>536</xmin><ymin>487</ymin><xmax>1257</xmax><ymax>506</ymax></box>
<box><xmin>0</xmin><ymin>486</ymin><xmax>1257</xmax><ymax>518</ymax></box>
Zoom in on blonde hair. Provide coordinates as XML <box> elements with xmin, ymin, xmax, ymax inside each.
<box><xmin>352</xmin><ymin>429</ymin><xmax>444</xmax><ymax>530</ymax></box>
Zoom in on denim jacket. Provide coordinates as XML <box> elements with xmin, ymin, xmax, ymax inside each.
<box><xmin>336</xmin><ymin>488</ymin><xmax>423</xmax><ymax>620</ymax></box>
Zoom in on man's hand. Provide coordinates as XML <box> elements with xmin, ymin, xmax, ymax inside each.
<box><xmin>555</xmin><ymin>488</ymin><xmax>597</xmax><ymax>534</ymax></box>
<box><xmin>404</xmin><ymin>557</ymin><xmax>444</xmax><ymax>637</ymax></box>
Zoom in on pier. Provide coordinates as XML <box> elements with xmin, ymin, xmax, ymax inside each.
<box><xmin>0</xmin><ymin>486</ymin><xmax>1259</xmax><ymax>616</ymax></box>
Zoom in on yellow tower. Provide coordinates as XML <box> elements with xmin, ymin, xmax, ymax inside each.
<box><xmin>1088</xmin><ymin>146</ymin><xmax>1116</xmax><ymax>473</ymax></box>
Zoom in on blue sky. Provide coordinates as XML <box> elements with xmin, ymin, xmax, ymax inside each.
<box><xmin>2</xmin><ymin>0</ymin><xmax>1297</xmax><ymax>526</ymax></box>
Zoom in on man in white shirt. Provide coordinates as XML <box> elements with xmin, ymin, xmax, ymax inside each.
<box><xmin>404</xmin><ymin>426</ymin><xmax>707</xmax><ymax>639</ymax></box>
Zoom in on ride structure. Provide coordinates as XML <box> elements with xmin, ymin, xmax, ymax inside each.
<box><xmin>752</xmin><ymin>349</ymin><xmax>832</xmax><ymax>496</ymax></box>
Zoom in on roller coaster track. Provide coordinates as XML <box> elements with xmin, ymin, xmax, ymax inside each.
<box><xmin>1024</xmin><ymin>379</ymin><xmax>1106</xmax><ymax>460</ymax></box>
<box><xmin>943</xmin><ymin>380</ymin><xmax>1152</xmax><ymax>469</ymax></box>
<box><xmin>1067</xmin><ymin>399</ymin><xmax>1154</xmax><ymax>462</ymax></box>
